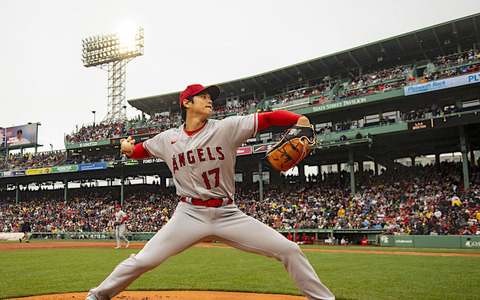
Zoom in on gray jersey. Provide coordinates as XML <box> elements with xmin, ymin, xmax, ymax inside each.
<box><xmin>144</xmin><ymin>114</ymin><xmax>258</xmax><ymax>200</ymax></box>
<box><xmin>115</xmin><ymin>210</ymin><xmax>126</xmax><ymax>224</ymax></box>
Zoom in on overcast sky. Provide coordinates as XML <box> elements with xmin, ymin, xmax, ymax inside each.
<box><xmin>1</xmin><ymin>0</ymin><xmax>479</xmax><ymax>152</ymax></box>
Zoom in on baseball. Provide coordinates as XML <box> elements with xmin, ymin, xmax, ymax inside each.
<box><xmin>121</xmin><ymin>139</ymin><xmax>134</xmax><ymax>153</ymax></box>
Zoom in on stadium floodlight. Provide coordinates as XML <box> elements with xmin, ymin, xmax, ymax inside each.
<box><xmin>82</xmin><ymin>26</ymin><xmax>144</xmax><ymax>123</ymax></box>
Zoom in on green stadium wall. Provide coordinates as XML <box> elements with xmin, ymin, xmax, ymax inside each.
<box><xmin>379</xmin><ymin>235</ymin><xmax>480</xmax><ymax>248</ymax></box>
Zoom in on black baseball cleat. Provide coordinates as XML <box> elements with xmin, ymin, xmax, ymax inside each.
<box><xmin>19</xmin><ymin>238</ymin><xmax>22</xmax><ymax>243</ymax></box>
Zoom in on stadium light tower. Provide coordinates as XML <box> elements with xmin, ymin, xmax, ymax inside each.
<box><xmin>82</xmin><ymin>26</ymin><xmax>144</xmax><ymax>123</ymax></box>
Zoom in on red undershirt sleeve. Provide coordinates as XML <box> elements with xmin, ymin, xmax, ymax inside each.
<box><xmin>257</xmin><ymin>111</ymin><xmax>302</xmax><ymax>131</ymax></box>
<box><xmin>129</xmin><ymin>142</ymin><xmax>152</xmax><ymax>160</ymax></box>
<box><xmin>121</xmin><ymin>216</ymin><xmax>128</xmax><ymax>224</ymax></box>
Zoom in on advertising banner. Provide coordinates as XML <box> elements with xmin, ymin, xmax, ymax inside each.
<box><xmin>78</xmin><ymin>162</ymin><xmax>108</xmax><ymax>171</ymax></box>
<box><xmin>404</xmin><ymin>72</ymin><xmax>480</xmax><ymax>96</ymax></box>
<box><xmin>3</xmin><ymin>170</ymin><xmax>26</xmax><ymax>177</ymax></box>
<box><xmin>113</xmin><ymin>160</ymin><xmax>140</xmax><ymax>167</ymax></box>
<box><xmin>461</xmin><ymin>236</ymin><xmax>480</xmax><ymax>248</ymax></box>
<box><xmin>14</xmin><ymin>170</ymin><xmax>27</xmax><ymax>176</ymax></box>
<box><xmin>393</xmin><ymin>235</ymin><xmax>414</xmax><ymax>247</ymax></box>
<box><xmin>79</xmin><ymin>140</ymin><xmax>110</xmax><ymax>148</ymax></box>
<box><xmin>253</xmin><ymin>144</ymin><xmax>273</xmax><ymax>153</ymax></box>
<box><xmin>66</xmin><ymin>139</ymin><xmax>111</xmax><ymax>150</ymax></box>
<box><xmin>5</xmin><ymin>123</ymin><xmax>38</xmax><ymax>148</ymax></box>
<box><xmin>379</xmin><ymin>235</ymin><xmax>393</xmax><ymax>246</ymax></box>
<box><xmin>237</xmin><ymin>147</ymin><xmax>252</xmax><ymax>156</ymax></box>
<box><xmin>142</xmin><ymin>158</ymin><xmax>164</xmax><ymax>164</ymax></box>
<box><xmin>26</xmin><ymin>168</ymin><xmax>51</xmax><ymax>176</ymax></box>
<box><xmin>311</xmin><ymin>97</ymin><xmax>368</xmax><ymax>112</ymax></box>
<box><xmin>51</xmin><ymin>165</ymin><xmax>79</xmax><ymax>173</ymax></box>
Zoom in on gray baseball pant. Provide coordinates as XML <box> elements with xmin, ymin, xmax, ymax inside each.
<box><xmin>116</xmin><ymin>224</ymin><xmax>128</xmax><ymax>248</ymax></box>
<box><xmin>89</xmin><ymin>202</ymin><xmax>334</xmax><ymax>300</ymax></box>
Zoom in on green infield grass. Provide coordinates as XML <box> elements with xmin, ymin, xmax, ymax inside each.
<box><xmin>0</xmin><ymin>245</ymin><xmax>479</xmax><ymax>300</ymax></box>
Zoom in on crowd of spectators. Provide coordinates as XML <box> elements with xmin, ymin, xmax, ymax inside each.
<box><xmin>0</xmin><ymin>150</ymin><xmax>125</xmax><ymax>171</ymax></box>
<box><xmin>330</xmin><ymin>65</ymin><xmax>409</xmax><ymax>102</ymax></box>
<box><xmin>65</xmin><ymin>114</ymin><xmax>182</xmax><ymax>144</ymax></box>
<box><xmin>212</xmin><ymin>98</ymin><xmax>259</xmax><ymax>117</ymax></box>
<box><xmin>348</xmin><ymin>66</ymin><xmax>410</xmax><ymax>90</ymax></box>
<box><xmin>2</xmin><ymin>162</ymin><xmax>479</xmax><ymax>240</ymax></box>
<box><xmin>402</xmin><ymin>105</ymin><xmax>457</xmax><ymax>121</ymax></box>
<box><xmin>334</xmin><ymin>80</ymin><xmax>405</xmax><ymax>100</ymax></box>
<box><xmin>127</xmin><ymin>114</ymin><xmax>182</xmax><ymax>134</ymax></box>
<box><xmin>416</xmin><ymin>48</ymin><xmax>480</xmax><ymax>84</ymax></box>
<box><xmin>434</xmin><ymin>49</ymin><xmax>480</xmax><ymax>67</ymax></box>
<box><xmin>269</xmin><ymin>82</ymin><xmax>333</xmax><ymax>106</ymax></box>
<box><xmin>65</xmin><ymin>122</ymin><xmax>127</xmax><ymax>144</ymax></box>
<box><xmin>0</xmin><ymin>151</ymin><xmax>66</xmax><ymax>171</ymax></box>
<box><xmin>1</xmin><ymin>186</ymin><xmax>177</xmax><ymax>234</ymax></box>
<box><xmin>237</xmin><ymin>162</ymin><xmax>480</xmax><ymax>236</ymax></box>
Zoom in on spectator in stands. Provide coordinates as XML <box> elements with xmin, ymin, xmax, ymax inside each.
<box><xmin>452</xmin><ymin>194</ymin><xmax>462</xmax><ymax>207</ymax></box>
<box><xmin>407</xmin><ymin>75</ymin><xmax>416</xmax><ymax>85</ymax></box>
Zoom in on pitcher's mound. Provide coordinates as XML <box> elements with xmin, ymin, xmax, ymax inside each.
<box><xmin>6</xmin><ymin>291</ymin><xmax>306</xmax><ymax>299</ymax></box>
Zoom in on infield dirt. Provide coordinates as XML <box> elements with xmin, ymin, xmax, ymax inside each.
<box><xmin>5</xmin><ymin>291</ymin><xmax>306</xmax><ymax>300</ymax></box>
<box><xmin>2</xmin><ymin>241</ymin><xmax>480</xmax><ymax>257</ymax></box>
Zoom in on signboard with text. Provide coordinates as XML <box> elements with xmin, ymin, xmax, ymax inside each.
<box><xmin>404</xmin><ymin>72</ymin><xmax>480</xmax><ymax>96</ymax></box>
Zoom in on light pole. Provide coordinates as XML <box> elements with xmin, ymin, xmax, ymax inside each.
<box><xmin>92</xmin><ymin>110</ymin><xmax>96</xmax><ymax>126</ymax></box>
<box><xmin>82</xmin><ymin>27</ymin><xmax>144</xmax><ymax>124</ymax></box>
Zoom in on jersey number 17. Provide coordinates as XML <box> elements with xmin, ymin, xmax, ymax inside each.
<box><xmin>202</xmin><ymin>168</ymin><xmax>220</xmax><ymax>189</ymax></box>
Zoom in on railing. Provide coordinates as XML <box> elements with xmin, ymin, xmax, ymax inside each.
<box><xmin>27</xmin><ymin>228</ymin><xmax>388</xmax><ymax>245</ymax></box>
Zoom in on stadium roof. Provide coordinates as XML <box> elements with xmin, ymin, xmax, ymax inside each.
<box><xmin>128</xmin><ymin>13</ymin><xmax>480</xmax><ymax>115</ymax></box>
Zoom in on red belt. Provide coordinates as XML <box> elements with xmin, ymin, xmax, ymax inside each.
<box><xmin>181</xmin><ymin>197</ymin><xmax>232</xmax><ymax>207</ymax></box>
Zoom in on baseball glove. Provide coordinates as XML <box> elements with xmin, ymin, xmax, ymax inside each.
<box><xmin>266</xmin><ymin>124</ymin><xmax>316</xmax><ymax>171</ymax></box>
<box><xmin>114</xmin><ymin>221</ymin><xmax>121</xmax><ymax>226</ymax></box>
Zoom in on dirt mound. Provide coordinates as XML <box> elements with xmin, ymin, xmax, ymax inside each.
<box><xmin>6</xmin><ymin>290</ymin><xmax>306</xmax><ymax>299</ymax></box>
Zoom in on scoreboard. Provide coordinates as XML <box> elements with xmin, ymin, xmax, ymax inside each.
<box><xmin>408</xmin><ymin>112</ymin><xmax>479</xmax><ymax>131</ymax></box>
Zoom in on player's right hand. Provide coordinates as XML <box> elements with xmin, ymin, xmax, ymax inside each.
<box><xmin>120</xmin><ymin>136</ymin><xmax>135</xmax><ymax>156</ymax></box>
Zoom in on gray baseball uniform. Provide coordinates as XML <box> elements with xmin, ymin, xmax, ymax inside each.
<box><xmin>87</xmin><ymin>114</ymin><xmax>334</xmax><ymax>300</ymax></box>
<box><xmin>114</xmin><ymin>210</ymin><xmax>129</xmax><ymax>248</ymax></box>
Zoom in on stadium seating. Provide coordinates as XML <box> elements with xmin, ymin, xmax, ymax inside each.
<box><xmin>2</xmin><ymin>162</ymin><xmax>478</xmax><ymax>237</ymax></box>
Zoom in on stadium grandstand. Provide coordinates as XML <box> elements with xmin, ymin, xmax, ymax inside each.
<box><xmin>1</xmin><ymin>13</ymin><xmax>480</xmax><ymax>246</ymax></box>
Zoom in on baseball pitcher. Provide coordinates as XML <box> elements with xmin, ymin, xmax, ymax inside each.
<box><xmin>86</xmin><ymin>84</ymin><xmax>334</xmax><ymax>300</ymax></box>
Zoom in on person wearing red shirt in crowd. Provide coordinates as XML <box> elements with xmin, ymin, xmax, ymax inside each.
<box><xmin>361</xmin><ymin>235</ymin><xmax>369</xmax><ymax>246</ymax></box>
